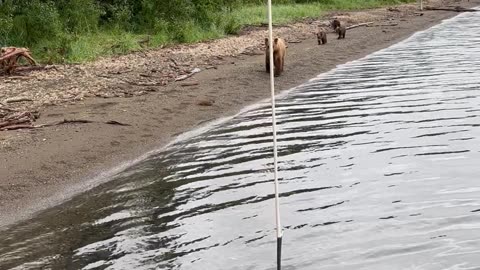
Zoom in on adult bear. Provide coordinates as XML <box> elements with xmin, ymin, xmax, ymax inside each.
<box><xmin>265</xmin><ymin>37</ymin><xmax>286</xmax><ymax>77</ymax></box>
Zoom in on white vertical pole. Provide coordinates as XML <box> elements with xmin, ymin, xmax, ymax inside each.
<box><xmin>267</xmin><ymin>0</ymin><xmax>283</xmax><ymax>269</ymax></box>
<box><xmin>420</xmin><ymin>0</ymin><xmax>423</xmax><ymax>11</ymax></box>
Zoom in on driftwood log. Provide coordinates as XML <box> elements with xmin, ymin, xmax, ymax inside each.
<box><xmin>425</xmin><ymin>6</ymin><xmax>478</xmax><ymax>12</ymax></box>
<box><xmin>0</xmin><ymin>113</ymin><xmax>131</xmax><ymax>131</ymax></box>
<box><xmin>0</xmin><ymin>110</ymin><xmax>39</xmax><ymax>131</ymax></box>
<box><xmin>0</xmin><ymin>47</ymin><xmax>37</xmax><ymax>75</ymax></box>
<box><xmin>346</xmin><ymin>22</ymin><xmax>374</xmax><ymax>30</ymax></box>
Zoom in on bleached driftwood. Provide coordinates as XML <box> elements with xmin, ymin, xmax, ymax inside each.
<box><xmin>0</xmin><ymin>47</ymin><xmax>37</xmax><ymax>75</ymax></box>
<box><xmin>346</xmin><ymin>22</ymin><xmax>374</xmax><ymax>30</ymax></box>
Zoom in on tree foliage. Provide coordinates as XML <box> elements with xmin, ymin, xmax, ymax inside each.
<box><xmin>0</xmin><ymin>0</ymin><xmax>413</xmax><ymax>62</ymax></box>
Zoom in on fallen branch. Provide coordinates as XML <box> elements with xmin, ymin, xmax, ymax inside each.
<box><xmin>3</xmin><ymin>111</ymin><xmax>36</xmax><ymax>121</ymax></box>
<box><xmin>4</xmin><ymin>97</ymin><xmax>33</xmax><ymax>104</ymax></box>
<box><xmin>39</xmin><ymin>119</ymin><xmax>94</xmax><ymax>128</ymax></box>
<box><xmin>425</xmin><ymin>6</ymin><xmax>478</xmax><ymax>12</ymax></box>
<box><xmin>0</xmin><ymin>111</ymin><xmax>37</xmax><ymax>130</ymax></box>
<box><xmin>2</xmin><ymin>75</ymin><xmax>26</xmax><ymax>80</ymax></box>
<box><xmin>346</xmin><ymin>22</ymin><xmax>374</xmax><ymax>30</ymax></box>
<box><xmin>0</xmin><ymin>124</ymin><xmax>35</xmax><ymax>131</ymax></box>
<box><xmin>0</xmin><ymin>116</ymin><xmax>130</xmax><ymax>131</ymax></box>
<box><xmin>105</xmin><ymin>120</ymin><xmax>131</xmax><ymax>126</ymax></box>
<box><xmin>175</xmin><ymin>68</ymin><xmax>201</xmax><ymax>81</ymax></box>
<box><xmin>39</xmin><ymin>119</ymin><xmax>130</xmax><ymax>128</ymax></box>
<box><xmin>181</xmin><ymin>82</ymin><xmax>199</xmax><ymax>87</ymax></box>
<box><xmin>241</xmin><ymin>51</ymin><xmax>263</xmax><ymax>56</ymax></box>
<box><xmin>369</xmin><ymin>23</ymin><xmax>399</xmax><ymax>27</ymax></box>
<box><xmin>0</xmin><ymin>106</ymin><xmax>17</xmax><ymax>114</ymax></box>
<box><xmin>197</xmin><ymin>100</ymin><xmax>215</xmax><ymax>106</ymax></box>
<box><xmin>0</xmin><ymin>119</ymin><xmax>31</xmax><ymax>129</ymax></box>
<box><xmin>96</xmin><ymin>73</ymin><xmax>165</xmax><ymax>87</ymax></box>
<box><xmin>125</xmin><ymin>80</ymin><xmax>165</xmax><ymax>87</ymax></box>
<box><xmin>12</xmin><ymin>65</ymin><xmax>52</xmax><ymax>73</ymax></box>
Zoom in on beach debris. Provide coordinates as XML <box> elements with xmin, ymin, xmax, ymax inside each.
<box><xmin>181</xmin><ymin>82</ymin><xmax>199</xmax><ymax>87</ymax></box>
<box><xmin>0</xmin><ymin>110</ymin><xmax>39</xmax><ymax>131</ymax></box>
<box><xmin>0</xmin><ymin>47</ymin><xmax>37</xmax><ymax>75</ymax></box>
<box><xmin>425</xmin><ymin>6</ymin><xmax>478</xmax><ymax>12</ymax></box>
<box><xmin>0</xmin><ymin>112</ymin><xmax>130</xmax><ymax>131</ymax></box>
<box><xmin>197</xmin><ymin>100</ymin><xmax>215</xmax><ymax>106</ymax></box>
<box><xmin>96</xmin><ymin>73</ymin><xmax>166</xmax><ymax>87</ymax></box>
<box><xmin>36</xmin><ymin>119</ymin><xmax>130</xmax><ymax>128</ymax></box>
<box><xmin>369</xmin><ymin>22</ymin><xmax>399</xmax><ymax>27</ymax></box>
<box><xmin>105</xmin><ymin>120</ymin><xmax>131</xmax><ymax>126</ymax></box>
<box><xmin>175</xmin><ymin>68</ymin><xmax>201</xmax><ymax>81</ymax></box>
<box><xmin>3</xmin><ymin>97</ymin><xmax>33</xmax><ymax>104</ymax></box>
<box><xmin>346</xmin><ymin>22</ymin><xmax>374</xmax><ymax>30</ymax></box>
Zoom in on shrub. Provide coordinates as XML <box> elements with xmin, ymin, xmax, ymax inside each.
<box><xmin>4</xmin><ymin>1</ymin><xmax>61</xmax><ymax>47</ymax></box>
<box><xmin>56</xmin><ymin>0</ymin><xmax>101</xmax><ymax>33</ymax></box>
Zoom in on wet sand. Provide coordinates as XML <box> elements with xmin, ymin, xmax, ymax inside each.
<box><xmin>1</xmin><ymin>0</ymin><xmax>478</xmax><ymax>228</ymax></box>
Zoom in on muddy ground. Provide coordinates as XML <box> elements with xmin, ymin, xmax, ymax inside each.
<box><xmin>0</xmin><ymin>0</ymin><xmax>478</xmax><ymax>228</ymax></box>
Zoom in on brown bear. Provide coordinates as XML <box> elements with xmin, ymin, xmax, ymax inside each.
<box><xmin>265</xmin><ymin>37</ymin><xmax>286</xmax><ymax>77</ymax></box>
<box><xmin>336</xmin><ymin>25</ymin><xmax>346</xmax><ymax>39</ymax></box>
<box><xmin>331</xmin><ymin>19</ymin><xmax>341</xmax><ymax>30</ymax></box>
<box><xmin>331</xmin><ymin>19</ymin><xmax>346</xmax><ymax>39</ymax></box>
<box><xmin>316</xmin><ymin>28</ymin><xmax>327</xmax><ymax>45</ymax></box>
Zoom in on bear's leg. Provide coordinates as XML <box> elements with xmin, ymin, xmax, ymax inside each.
<box><xmin>274</xmin><ymin>56</ymin><xmax>281</xmax><ymax>77</ymax></box>
<box><xmin>266</xmin><ymin>57</ymin><xmax>270</xmax><ymax>73</ymax></box>
<box><xmin>280</xmin><ymin>56</ymin><xmax>284</xmax><ymax>73</ymax></box>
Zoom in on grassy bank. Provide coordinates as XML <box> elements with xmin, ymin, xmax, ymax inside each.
<box><xmin>0</xmin><ymin>0</ymin><xmax>414</xmax><ymax>63</ymax></box>
<box><xmin>233</xmin><ymin>0</ymin><xmax>414</xmax><ymax>26</ymax></box>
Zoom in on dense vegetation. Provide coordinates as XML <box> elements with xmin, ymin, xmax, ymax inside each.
<box><xmin>0</xmin><ymin>0</ymin><xmax>413</xmax><ymax>63</ymax></box>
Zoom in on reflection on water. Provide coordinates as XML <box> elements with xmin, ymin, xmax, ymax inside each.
<box><xmin>2</xmin><ymin>11</ymin><xmax>480</xmax><ymax>270</ymax></box>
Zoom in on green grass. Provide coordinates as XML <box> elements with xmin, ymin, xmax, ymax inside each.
<box><xmin>36</xmin><ymin>0</ymin><xmax>415</xmax><ymax>63</ymax></box>
<box><xmin>66</xmin><ymin>31</ymin><xmax>142</xmax><ymax>62</ymax></box>
<box><xmin>232</xmin><ymin>4</ymin><xmax>326</xmax><ymax>26</ymax></box>
<box><xmin>232</xmin><ymin>0</ymin><xmax>414</xmax><ymax>26</ymax></box>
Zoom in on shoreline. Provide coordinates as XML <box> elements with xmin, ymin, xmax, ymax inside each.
<box><xmin>1</xmin><ymin>0</ymin><xmax>477</xmax><ymax>229</ymax></box>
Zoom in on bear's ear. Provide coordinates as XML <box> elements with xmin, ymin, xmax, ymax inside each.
<box><xmin>274</xmin><ymin>38</ymin><xmax>278</xmax><ymax>44</ymax></box>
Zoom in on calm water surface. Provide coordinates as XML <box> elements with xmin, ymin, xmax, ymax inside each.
<box><xmin>1</xmin><ymin>11</ymin><xmax>480</xmax><ymax>270</ymax></box>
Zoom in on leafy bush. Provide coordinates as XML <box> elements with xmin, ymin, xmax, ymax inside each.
<box><xmin>0</xmin><ymin>11</ymin><xmax>13</xmax><ymax>46</ymax></box>
<box><xmin>7</xmin><ymin>1</ymin><xmax>63</xmax><ymax>46</ymax></box>
<box><xmin>56</xmin><ymin>0</ymin><xmax>101</xmax><ymax>33</ymax></box>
